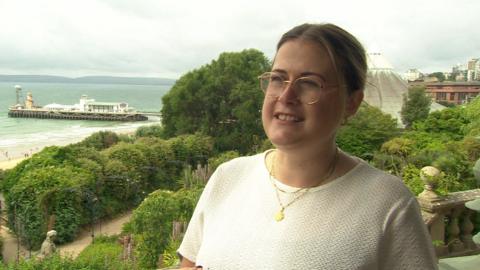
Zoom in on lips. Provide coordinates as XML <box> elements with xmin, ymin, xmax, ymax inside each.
<box><xmin>274</xmin><ymin>113</ymin><xmax>303</xmax><ymax>122</ymax></box>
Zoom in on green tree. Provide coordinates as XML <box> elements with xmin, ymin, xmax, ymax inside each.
<box><xmin>337</xmin><ymin>103</ymin><xmax>399</xmax><ymax>160</ymax></box>
<box><xmin>413</xmin><ymin>106</ymin><xmax>469</xmax><ymax>141</ymax></box>
<box><xmin>464</xmin><ymin>96</ymin><xmax>480</xmax><ymax>136</ymax></box>
<box><xmin>401</xmin><ymin>86</ymin><xmax>432</xmax><ymax>128</ymax></box>
<box><xmin>429</xmin><ymin>72</ymin><xmax>445</xmax><ymax>82</ymax></box>
<box><xmin>161</xmin><ymin>49</ymin><xmax>270</xmax><ymax>154</ymax></box>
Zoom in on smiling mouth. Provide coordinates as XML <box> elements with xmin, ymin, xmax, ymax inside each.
<box><xmin>275</xmin><ymin>113</ymin><xmax>302</xmax><ymax>122</ymax></box>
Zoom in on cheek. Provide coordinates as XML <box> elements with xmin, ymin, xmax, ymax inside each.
<box><xmin>311</xmin><ymin>96</ymin><xmax>346</xmax><ymax>123</ymax></box>
<box><xmin>261</xmin><ymin>98</ymin><xmax>271</xmax><ymax>125</ymax></box>
<box><xmin>262</xmin><ymin>97</ymin><xmax>279</xmax><ymax>134</ymax></box>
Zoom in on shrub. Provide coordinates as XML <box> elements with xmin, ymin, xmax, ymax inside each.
<box><xmin>75</xmin><ymin>235</ymin><xmax>136</xmax><ymax>270</ymax></box>
<box><xmin>0</xmin><ymin>254</ymin><xmax>77</xmax><ymax>270</ymax></box>
<box><xmin>161</xmin><ymin>237</ymin><xmax>182</xmax><ymax>267</ymax></box>
<box><xmin>371</xmin><ymin>152</ymin><xmax>404</xmax><ymax>176</ymax></box>
<box><xmin>0</xmin><ymin>236</ymin><xmax>3</xmax><ymax>262</ymax></box>
<box><xmin>401</xmin><ymin>165</ymin><xmax>424</xmax><ymax>195</ymax></box>
<box><xmin>77</xmin><ymin>131</ymin><xmax>120</xmax><ymax>150</ymax></box>
<box><xmin>208</xmin><ymin>150</ymin><xmax>240</xmax><ymax>172</ymax></box>
<box><xmin>6</xmin><ymin>166</ymin><xmax>92</xmax><ymax>249</ymax></box>
<box><xmin>103</xmin><ymin>143</ymin><xmax>148</xmax><ymax>191</ymax></box>
<box><xmin>135</xmin><ymin>124</ymin><xmax>164</xmax><ymax>138</ymax></box>
<box><xmin>125</xmin><ymin>188</ymin><xmax>202</xmax><ymax>269</ymax></box>
<box><xmin>462</xmin><ymin>136</ymin><xmax>480</xmax><ymax>162</ymax></box>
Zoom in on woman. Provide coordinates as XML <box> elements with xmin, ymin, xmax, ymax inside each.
<box><xmin>176</xmin><ymin>23</ymin><xmax>438</xmax><ymax>270</ymax></box>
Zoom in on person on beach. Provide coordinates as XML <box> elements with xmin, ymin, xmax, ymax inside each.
<box><xmin>176</xmin><ymin>23</ymin><xmax>438</xmax><ymax>270</ymax></box>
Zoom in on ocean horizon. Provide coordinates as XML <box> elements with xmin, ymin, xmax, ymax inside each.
<box><xmin>0</xmin><ymin>81</ymin><xmax>171</xmax><ymax>161</ymax></box>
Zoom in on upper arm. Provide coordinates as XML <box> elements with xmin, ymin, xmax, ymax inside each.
<box><xmin>379</xmin><ymin>197</ymin><xmax>438</xmax><ymax>269</ymax></box>
<box><xmin>177</xmin><ymin>164</ymin><xmax>225</xmax><ymax>266</ymax></box>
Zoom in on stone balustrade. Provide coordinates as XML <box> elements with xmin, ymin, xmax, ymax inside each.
<box><xmin>417</xmin><ymin>166</ymin><xmax>480</xmax><ymax>258</ymax></box>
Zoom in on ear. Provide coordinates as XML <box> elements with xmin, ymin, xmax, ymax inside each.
<box><xmin>345</xmin><ymin>90</ymin><xmax>364</xmax><ymax>118</ymax></box>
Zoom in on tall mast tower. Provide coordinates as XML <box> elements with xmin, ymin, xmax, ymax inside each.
<box><xmin>15</xmin><ymin>85</ymin><xmax>22</xmax><ymax>106</ymax></box>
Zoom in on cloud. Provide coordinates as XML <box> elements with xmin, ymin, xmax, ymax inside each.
<box><xmin>0</xmin><ymin>0</ymin><xmax>479</xmax><ymax>77</ymax></box>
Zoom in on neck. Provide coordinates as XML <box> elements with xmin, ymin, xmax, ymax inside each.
<box><xmin>270</xmin><ymin>144</ymin><xmax>339</xmax><ymax>188</ymax></box>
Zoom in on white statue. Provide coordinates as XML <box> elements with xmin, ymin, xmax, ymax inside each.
<box><xmin>37</xmin><ymin>230</ymin><xmax>57</xmax><ymax>259</ymax></box>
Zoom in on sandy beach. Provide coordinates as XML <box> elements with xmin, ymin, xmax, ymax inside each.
<box><xmin>0</xmin><ymin>127</ymin><xmax>139</xmax><ymax>171</ymax></box>
<box><xmin>0</xmin><ymin>158</ymin><xmax>25</xmax><ymax>170</ymax></box>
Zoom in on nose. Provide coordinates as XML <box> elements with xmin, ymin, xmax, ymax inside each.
<box><xmin>277</xmin><ymin>81</ymin><xmax>299</xmax><ymax>104</ymax></box>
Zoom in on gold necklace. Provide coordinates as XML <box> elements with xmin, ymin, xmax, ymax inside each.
<box><xmin>269</xmin><ymin>148</ymin><xmax>339</xmax><ymax>222</ymax></box>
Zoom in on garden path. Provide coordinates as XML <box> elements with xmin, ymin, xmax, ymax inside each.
<box><xmin>58</xmin><ymin>210</ymin><xmax>133</xmax><ymax>258</ymax></box>
<box><xmin>1</xmin><ymin>210</ymin><xmax>132</xmax><ymax>263</ymax></box>
<box><xmin>1</xmin><ymin>225</ymin><xmax>28</xmax><ymax>264</ymax></box>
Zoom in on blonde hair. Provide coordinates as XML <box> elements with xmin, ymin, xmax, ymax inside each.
<box><xmin>277</xmin><ymin>23</ymin><xmax>367</xmax><ymax>95</ymax></box>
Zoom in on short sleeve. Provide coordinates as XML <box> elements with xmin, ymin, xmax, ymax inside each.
<box><xmin>379</xmin><ymin>196</ymin><xmax>438</xmax><ymax>270</ymax></box>
<box><xmin>177</xmin><ymin>164</ymin><xmax>222</xmax><ymax>263</ymax></box>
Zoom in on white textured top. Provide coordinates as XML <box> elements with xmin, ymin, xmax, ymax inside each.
<box><xmin>178</xmin><ymin>151</ymin><xmax>438</xmax><ymax>270</ymax></box>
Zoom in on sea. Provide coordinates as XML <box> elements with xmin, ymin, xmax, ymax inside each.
<box><xmin>0</xmin><ymin>82</ymin><xmax>171</xmax><ymax>161</ymax></box>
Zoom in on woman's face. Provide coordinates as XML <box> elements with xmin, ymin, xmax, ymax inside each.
<box><xmin>261</xmin><ymin>39</ymin><xmax>362</xmax><ymax>151</ymax></box>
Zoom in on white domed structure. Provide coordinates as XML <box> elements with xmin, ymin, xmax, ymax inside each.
<box><xmin>363</xmin><ymin>53</ymin><xmax>444</xmax><ymax>125</ymax></box>
<box><xmin>363</xmin><ymin>53</ymin><xmax>407</xmax><ymax>123</ymax></box>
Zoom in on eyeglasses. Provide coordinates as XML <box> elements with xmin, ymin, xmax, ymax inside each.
<box><xmin>258</xmin><ymin>72</ymin><xmax>340</xmax><ymax>105</ymax></box>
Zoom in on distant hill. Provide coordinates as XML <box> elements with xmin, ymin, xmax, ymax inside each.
<box><xmin>0</xmin><ymin>75</ymin><xmax>176</xmax><ymax>85</ymax></box>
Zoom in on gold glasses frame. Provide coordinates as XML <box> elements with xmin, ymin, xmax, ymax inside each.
<box><xmin>258</xmin><ymin>72</ymin><xmax>340</xmax><ymax>105</ymax></box>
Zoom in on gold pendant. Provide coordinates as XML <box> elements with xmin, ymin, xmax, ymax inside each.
<box><xmin>275</xmin><ymin>209</ymin><xmax>284</xmax><ymax>222</ymax></box>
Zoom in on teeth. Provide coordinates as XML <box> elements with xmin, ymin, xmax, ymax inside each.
<box><xmin>277</xmin><ymin>114</ymin><xmax>299</xmax><ymax>122</ymax></box>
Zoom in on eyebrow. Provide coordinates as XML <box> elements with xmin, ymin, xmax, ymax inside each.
<box><xmin>271</xmin><ymin>69</ymin><xmax>327</xmax><ymax>81</ymax></box>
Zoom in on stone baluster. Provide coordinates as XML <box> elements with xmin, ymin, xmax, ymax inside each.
<box><xmin>467</xmin><ymin>158</ymin><xmax>480</xmax><ymax>245</ymax></box>
<box><xmin>460</xmin><ymin>208</ymin><xmax>476</xmax><ymax>250</ymax></box>
<box><xmin>465</xmin><ymin>198</ymin><xmax>480</xmax><ymax>245</ymax></box>
<box><xmin>418</xmin><ymin>166</ymin><xmax>443</xmax><ymax>203</ymax></box>
<box><xmin>417</xmin><ymin>162</ymin><xmax>480</xmax><ymax>258</ymax></box>
<box><xmin>418</xmin><ymin>166</ymin><xmax>448</xmax><ymax>256</ymax></box>
<box><xmin>430</xmin><ymin>210</ymin><xmax>448</xmax><ymax>256</ymax></box>
<box><xmin>447</xmin><ymin>207</ymin><xmax>465</xmax><ymax>253</ymax></box>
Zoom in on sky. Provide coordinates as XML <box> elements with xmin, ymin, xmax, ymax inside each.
<box><xmin>0</xmin><ymin>0</ymin><xmax>479</xmax><ymax>79</ymax></box>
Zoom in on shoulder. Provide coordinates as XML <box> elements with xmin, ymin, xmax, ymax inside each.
<box><xmin>212</xmin><ymin>151</ymin><xmax>266</xmax><ymax>181</ymax></box>
<box><xmin>203</xmin><ymin>151</ymin><xmax>266</xmax><ymax>196</ymax></box>
<box><xmin>335</xmin><ymin>158</ymin><xmax>416</xmax><ymax>216</ymax></box>
<box><xmin>216</xmin><ymin>151</ymin><xmax>265</xmax><ymax>171</ymax></box>
<box><xmin>350</xmin><ymin>159</ymin><xmax>414</xmax><ymax>199</ymax></box>
<box><xmin>336</xmin><ymin>159</ymin><xmax>424</xmax><ymax>230</ymax></box>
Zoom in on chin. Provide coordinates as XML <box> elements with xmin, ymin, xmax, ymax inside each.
<box><xmin>267</xmin><ymin>133</ymin><xmax>301</xmax><ymax>148</ymax></box>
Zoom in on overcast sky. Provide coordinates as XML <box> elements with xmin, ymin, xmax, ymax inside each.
<box><xmin>1</xmin><ymin>0</ymin><xmax>479</xmax><ymax>79</ymax></box>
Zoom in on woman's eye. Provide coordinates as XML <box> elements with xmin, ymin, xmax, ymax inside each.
<box><xmin>270</xmin><ymin>75</ymin><xmax>284</xmax><ymax>82</ymax></box>
<box><xmin>299</xmin><ymin>79</ymin><xmax>321</xmax><ymax>89</ymax></box>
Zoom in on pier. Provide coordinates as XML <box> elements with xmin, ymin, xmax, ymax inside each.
<box><xmin>8</xmin><ymin>109</ymin><xmax>148</xmax><ymax>121</ymax></box>
<box><xmin>7</xmin><ymin>86</ymin><xmax>151</xmax><ymax>122</ymax></box>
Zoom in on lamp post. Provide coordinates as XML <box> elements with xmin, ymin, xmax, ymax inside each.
<box><xmin>83</xmin><ymin>189</ymin><xmax>98</xmax><ymax>243</ymax></box>
<box><xmin>11</xmin><ymin>200</ymin><xmax>20</xmax><ymax>263</ymax></box>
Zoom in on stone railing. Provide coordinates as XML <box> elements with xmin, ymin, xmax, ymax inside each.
<box><xmin>417</xmin><ymin>166</ymin><xmax>480</xmax><ymax>258</ymax></box>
